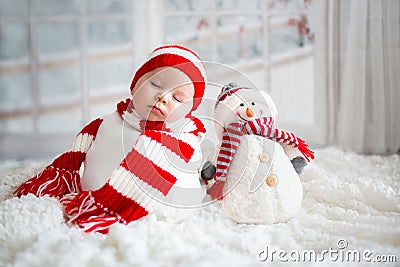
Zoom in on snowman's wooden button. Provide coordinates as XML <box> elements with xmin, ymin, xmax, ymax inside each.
<box><xmin>258</xmin><ymin>153</ymin><xmax>270</xmax><ymax>162</ymax></box>
<box><xmin>266</xmin><ymin>174</ymin><xmax>278</xmax><ymax>187</ymax></box>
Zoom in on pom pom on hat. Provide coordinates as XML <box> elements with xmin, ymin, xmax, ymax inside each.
<box><xmin>217</xmin><ymin>82</ymin><xmax>249</xmax><ymax>102</ymax></box>
<box><xmin>130</xmin><ymin>45</ymin><xmax>207</xmax><ymax>112</ymax></box>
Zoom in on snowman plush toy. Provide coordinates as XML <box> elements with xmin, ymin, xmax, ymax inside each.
<box><xmin>204</xmin><ymin>83</ymin><xmax>314</xmax><ymax>224</ymax></box>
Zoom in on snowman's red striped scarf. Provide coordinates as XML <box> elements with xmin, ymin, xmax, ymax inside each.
<box><xmin>215</xmin><ymin>116</ymin><xmax>314</xmax><ymax>183</ymax></box>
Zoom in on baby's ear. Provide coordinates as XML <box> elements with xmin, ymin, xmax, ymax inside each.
<box><xmin>130</xmin><ymin>87</ymin><xmax>135</xmax><ymax>96</ymax></box>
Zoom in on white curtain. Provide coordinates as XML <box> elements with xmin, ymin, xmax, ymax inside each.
<box><xmin>314</xmin><ymin>0</ymin><xmax>400</xmax><ymax>154</ymax></box>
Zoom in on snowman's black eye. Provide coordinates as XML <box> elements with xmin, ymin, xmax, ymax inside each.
<box><xmin>251</xmin><ymin>102</ymin><xmax>255</xmax><ymax>105</ymax></box>
<box><xmin>240</xmin><ymin>103</ymin><xmax>245</xmax><ymax>107</ymax></box>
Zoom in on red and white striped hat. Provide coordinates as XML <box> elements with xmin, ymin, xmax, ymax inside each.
<box><xmin>217</xmin><ymin>82</ymin><xmax>249</xmax><ymax>102</ymax></box>
<box><xmin>130</xmin><ymin>45</ymin><xmax>207</xmax><ymax>112</ymax></box>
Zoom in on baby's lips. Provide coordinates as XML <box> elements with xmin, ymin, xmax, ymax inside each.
<box><xmin>152</xmin><ymin>105</ymin><xmax>165</xmax><ymax>115</ymax></box>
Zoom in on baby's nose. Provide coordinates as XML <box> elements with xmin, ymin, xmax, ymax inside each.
<box><xmin>246</xmin><ymin>107</ymin><xmax>255</xmax><ymax>117</ymax></box>
<box><xmin>157</xmin><ymin>94</ymin><xmax>169</xmax><ymax>104</ymax></box>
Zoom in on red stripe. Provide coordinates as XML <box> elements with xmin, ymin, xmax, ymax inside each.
<box><xmin>227</xmin><ymin>130</ymin><xmax>241</xmax><ymax>137</ymax></box>
<box><xmin>52</xmin><ymin>151</ymin><xmax>86</xmax><ymax>171</ymax></box>
<box><xmin>79</xmin><ymin>118</ymin><xmax>103</xmax><ymax>137</ymax></box>
<box><xmin>145</xmin><ymin>130</ymin><xmax>194</xmax><ymax>162</ymax></box>
<box><xmin>217</xmin><ymin>157</ymin><xmax>231</xmax><ymax>163</ymax></box>
<box><xmin>291</xmin><ymin>133</ymin><xmax>298</xmax><ymax>145</ymax></box>
<box><xmin>263</xmin><ymin>117</ymin><xmax>273</xmax><ymax>127</ymax></box>
<box><xmin>274</xmin><ymin>129</ymin><xmax>279</xmax><ymax>141</ymax></box>
<box><xmin>276</xmin><ymin>130</ymin><xmax>282</xmax><ymax>142</ymax></box>
<box><xmin>222</xmin><ymin>135</ymin><xmax>241</xmax><ymax>143</ymax></box>
<box><xmin>249</xmin><ymin>121</ymin><xmax>258</xmax><ymax>134</ymax></box>
<box><xmin>140</xmin><ymin>121</ymin><xmax>167</xmax><ymax>131</ymax></box>
<box><xmin>92</xmin><ymin>183</ymin><xmax>149</xmax><ymax>223</ymax></box>
<box><xmin>216</xmin><ymin>171</ymin><xmax>227</xmax><ymax>177</ymax></box>
<box><xmin>121</xmin><ymin>149</ymin><xmax>177</xmax><ymax>195</ymax></box>
<box><xmin>188</xmin><ymin>116</ymin><xmax>206</xmax><ymax>136</ymax></box>
<box><xmin>220</xmin><ymin>143</ymin><xmax>237</xmax><ymax>150</ymax></box>
<box><xmin>219</xmin><ymin>149</ymin><xmax>234</xmax><ymax>157</ymax></box>
<box><xmin>280</xmin><ymin>131</ymin><xmax>286</xmax><ymax>142</ymax></box>
<box><xmin>82</xmin><ymin>216</ymin><xmax>119</xmax><ymax>234</ymax></box>
<box><xmin>116</xmin><ymin>98</ymin><xmax>132</xmax><ymax>117</ymax></box>
<box><xmin>287</xmin><ymin>132</ymin><xmax>295</xmax><ymax>146</ymax></box>
<box><xmin>267</xmin><ymin>124</ymin><xmax>273</xmax><ymax>137</ymax></box>
<box><xmin>226</xmin><ymin>126</ymin><xmax>242</xmax><ymax>136</ymax></box>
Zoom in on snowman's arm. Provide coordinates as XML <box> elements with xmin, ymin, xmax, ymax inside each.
<box><xmin>280</xmin><ymin>143</ymin><xmax>308</xmax><ymax>174</ymax></box>
<box><xmin>200</xmin><ymin>160</ymin><xmax>216</xmax><ymax>181</ymax></box>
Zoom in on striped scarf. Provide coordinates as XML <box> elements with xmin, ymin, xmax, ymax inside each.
<box><xmin>15</xmin><ymin>98</ymin><xmax>206</xmax><ymax>233</ymax></box>
<box><xmin>207</xmin><ymin>117</ymin><xmax>314</xmax><ymax>200</ymax></box>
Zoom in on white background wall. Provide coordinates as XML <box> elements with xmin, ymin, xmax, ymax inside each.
<box><xmin>0</xmin><ymin>0</ymin><xmax>320</xmax><ymax>159</ymax></box>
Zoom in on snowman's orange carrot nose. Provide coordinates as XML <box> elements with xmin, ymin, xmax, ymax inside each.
<box><xmin>246</xmin><ymin>107</ymin><xmax>254</xmax><ymax>117</ymax></box>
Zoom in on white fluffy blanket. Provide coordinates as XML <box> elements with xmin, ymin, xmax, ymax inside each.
<box><xmin>1</xmin><ymin>147</ymin><xmax>399</xmax><ymax>267</ymax></box>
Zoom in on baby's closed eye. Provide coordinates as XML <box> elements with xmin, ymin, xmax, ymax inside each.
<box><xmin>150</xmin><ymin>80</ymin><xmax>162</xmax><ymax>88</ymax></box>
<box><xmin>173</xmin><ymin>95</ymin><xmax>182</xmax><ymax>102</ymax></box>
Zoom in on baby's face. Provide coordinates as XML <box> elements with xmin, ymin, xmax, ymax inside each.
<box><xmin>131</xmin><ymin>67</ymin><xmax>195</xmax><ymax>122</ymax></box>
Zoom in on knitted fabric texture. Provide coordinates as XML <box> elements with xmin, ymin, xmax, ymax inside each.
<box><xmin>14</xmin><ymin>98</ymin><xmax>206</xmax><ymax>233</ymax></box>
<box><xmin>217</xmin><ymin>82</ymin><xmax>250</xmax><ymax>102</ymax></box>
<box><xmin>14</xmin><ymin>118</ymin><xmax>104</xmax><ymax>198</ymax></box>
<box><xmin>130</xmin><ymin>45</ymin><xmax>207</xmax><ymax>112</ymax></box>
<box><xmin>207</xmin><ymin>117</ymin><xmax>314</xmax><ymax>200</ymax></box>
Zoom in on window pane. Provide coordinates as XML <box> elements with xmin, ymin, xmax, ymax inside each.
<box><xmin>0</xmin><ymin>0</ymin><xmax>28</xmax><ymax>17</ymax></box>
<box><xmin>87</xmin><ymin>0</ymin><xmax>132</xmax><ymax>14</ymax></box>
<box><xmin>216</xmin><ymin>0</ymin><xmax>262</xmax><ymax>11</ymax></box>
<box><xmin>89</xmin><ymin>57</ymin><xmax>133</xmax><ymax>95</ymax></box>
<box><xmin>0</xmin><ymin>23</ymin><xmax>30</xmax><ymax>61</ymax></box>
<box><xmin>267</xmin><ymin>0</ymin><xmax>305</xmax><ymax>11</ymax></box>
<box><xmin>270</xmin><ymin>16</ymin><xmax>306</xmax><ymax>54</ymax></box>
<box><xmin>218</xmin><ymin>37</ymin><xmax>240</xmax><ymax>64</ymax></box>
<box><xmin>185</xmin><ymin>43</ymin><xmax>212</xmax><ymax>62</ymax></box>
<box><xmin>33</xmin><ymin>0</ymin><xmax>80</xmax><ymax>16</ymax></box>
<box><xmin>246</xmin><ymin>33</ymin><xmax>263</xmax><ymax>60</ymax></box>
<box><xmin>39</xmin><ymin>65</ymin><xmax>80</xmax><ymax>104</ymax></box>
<box><xmin>218</xmin><ymin>15</ymin><xmax>261</xmax><ymax>27</ymax></box>
<box><xmin>217</xmin><ymin>16</ymin><xmax>262</xmax><ymax>63</ymax></box>
<box><xmin>36</xmin><ymin>22</ymin><xmax>80</xmax><ymax>58</ymax></box>
<box><xmin>163</xmin><ymin>0</ymin><xmax>211</xmax><ymax>11</ymax></box>
<box><xmin>164</xmin><ymin>16</ymin><xmax>212</xmax><ymax>61</ymax></box>
<box><xmin>0</xmin><ymin>116</ymin><xmax>33</xmax><ymax>134</ymax></box>
<box><xmin>0</xmin><ymin>72</ymin><xmax>31</xmax><ymax>110</ymax></box>
<box><xmin>88</xmin><ymin>20</ymin><xmax>132</xmax><ymax>50</ymax></box>
<box><xmin>38</xmin><ymin>108</ymin><xmax>82</xmax><ymax>134</ymax></box>
<box><xmin>165</xmin><ymin>16</ymin><xmax>210</xmax><ymax>43</ymax></box>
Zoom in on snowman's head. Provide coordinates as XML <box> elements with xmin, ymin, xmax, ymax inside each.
<box><xmin>214</xmin><ymin>83</ymin><xmax>278</xmax><ymax>129</ymax></box>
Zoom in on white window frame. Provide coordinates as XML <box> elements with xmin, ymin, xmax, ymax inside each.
<box><xmin>159</xmin><ymin>0</ymin><xmax>312</xmax><ymax>90</ymax></box>
<box><xmin>0</xmin><ymin>0</ymin><xmax>136</xmax><ymax>132</ymax></box>
<box><xmin>0</xmin><ymin>0</ymin><xmax>319</xmax><ymax>158</ymax></box>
